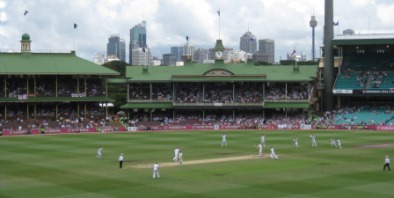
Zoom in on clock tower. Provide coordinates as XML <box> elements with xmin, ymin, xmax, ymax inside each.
<box><xmin>214</xmin><ymin>39</ymin><xmax>225</xmax><ymax>61</ymax></box>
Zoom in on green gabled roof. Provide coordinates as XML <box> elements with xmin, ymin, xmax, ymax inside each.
<box><xmin>0</xmin><ymin>52</ymin><xmax>119</xmax><ymax>75</ymax></box>
<box><xmin>125</xmin><ymin>62</ymin><xmax>317</xmax><ymax>82</ymax></box>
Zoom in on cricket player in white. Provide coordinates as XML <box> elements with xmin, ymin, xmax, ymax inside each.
<box><xmin>270</xmin><ymin>146</ymin><xmax>279</xmax><ymax>160</ymax></box>
<box><xmin>153</xmin><ymin>162</ymin><xmax>160</xmax><ymax>178</ymax></box>
<box><xmin>337</xmin><ymin>139</ymin><xmax>342</xmax><ymax>148</ymax></box>
<box><xmin>256</xmin><ymin>144</ymin><xmax>263</xmax><ymax>157</ymax></box>
<box><xmin>260</xmin><ymin>135</ymin><xmax>266</xmax><ymax>147</ymax></box>
<box><xmin>97</xmin><ymin>146</ymin><xmax>102</xmax><ymax>158</ymax></box>
<box><xmin>336</xmin><ymin>139</ymin><xmax>342</xmax><ymax>148</ymax></box>
<box><xmin>178</xmin><ymin>151</ymin><xmax>183</xmax><ymax>165</ymax></box>
<box><xmin>221</xmin><ymin>133</ymin><xmax>227</xmax><ymax>147</ymax></box>
<box><xmin>173</xmin><ymin>147</ymin><xmax>180</xmax><ymax>161</ymax></box>
<box><xmin>383</xmin><ymin>156</ymin><xmax>391</xmax><ymax>171</ymax></box>
<box><xmin>330</xmin><ymin>138</ymin><xmax>337</xmax><ymax>148</ymax></box>
<box><xmin>293</xmin><ymin>138</ymin><xmax>299</xmax><ymax>148</ymax></box>
<box><xmin>310</xmin><ymin>135</ymin><xmax>317</xmax><ymax>147</ymax></box>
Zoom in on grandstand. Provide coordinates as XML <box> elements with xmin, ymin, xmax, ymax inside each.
<box><xmin>0</xmin><ymin>33</ymin><xmax>120</xmax><ymax>134</ymax></box>
<box><xmin>327</xmin><ymin>34</ymin><xmax>394</xmax><ymax>126</ymax></box>
<box><xmin>332</xmin><ymin>34</ymin><xmax>394</xmax><ymax>95</ymax></box>
<box><xmin>2</xmin><ymin>33</ymin><xmax>394</xmax><ymax>134</ymax></box>
<box><xmin>112</xmin><ymin>40</ymin><xmax>318</xmax><ymax>130</ymax></box>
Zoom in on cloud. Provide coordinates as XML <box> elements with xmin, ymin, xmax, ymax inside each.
<box><xmin>0</xmin><ymin>0</ymin><xmax>393</xmax><ymax>62</ymax></box>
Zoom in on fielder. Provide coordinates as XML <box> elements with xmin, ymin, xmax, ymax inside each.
<box><xmin>178</xmin><ymin>150</ymin><xmax>183</xmax><ymax>165</ymax></box>
<box><xmin>293</xmin><ymin>138</ymin><xmax>299</xmax><ymax>148</ymax></box>
<box><xmin>336</xmin><ymin>139</ymin><xmax>342</xmax><ymax>148</ymax></box>
<box><xmin>221</xmin><ymin>133</ymin><xmax>227</xmax><ymax>147</ymax></box>
<box><xmin>173</xmin><ymin>147</ymin><xmax>180</xmax><ymax>161</ymax></box>
<box><xmin>310</xmin><ymin>134</ymin><xmax>317</xmax><ymax>148</ymax></box>
<box><xmin>97</xmin><ymin>146</ymin><xmax>103</xmax><ymax>158</ymax></box>
<box><xmin>383</xmin><ymin>156</ymin><xmax>391</xmax><ymax>171</ymax></box>
<box><xmin>260</xmin><ymin>134</ymin><xmax>266</xmax><ymax>147</ymax></box>
<box><xmin>255</xmin><ymin>144</ymin><xmax>263</xmax><ymax>157</ymax></box>
<box><xmin>330</xmin><ymin>138</ymin><xmax>337</xmax><ymax>148</ymax></box>
<box><xmin>270</xmin><ymin>146</ymin><xmax>279</xmax><ymax>160</ymax></box>
<box><xmin>153</xmin><ymin>162</ymin><xmax>160</xmax><ymax>178</ymax></box>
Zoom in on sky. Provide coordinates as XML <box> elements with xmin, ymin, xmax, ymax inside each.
<box><xmin>1</xmin><ymin>0</ymin><xmax>394</xmax><ymax>63</ymax></box>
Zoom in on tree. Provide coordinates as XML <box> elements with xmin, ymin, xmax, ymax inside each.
<box><xmin>102</xmin><ymin>61</ymin><xmax>129</xmax><ymax>77</ymax></box>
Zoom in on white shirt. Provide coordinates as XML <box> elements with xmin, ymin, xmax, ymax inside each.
<box><xmin>385</xmin><ymin>157</ymin><xmax>390</xmax><ymax>164</ymax></box>
<box><xmin>98</xmin><ymin>148</ymin><xmax>102</xmax><ymax>153</ymax></box>
<box><xmin>119</xmin><ymin>155</ymin><xmax>123</xmax><ymax>161</ymax></box>
<box><xmin>270</xmin><ymin>147</ymin><xmax>275</xmax><ymax>154</ymax></box>
<box><xmin>153</xmin><ymin>163</ymin><xmax>159</xmax><ymax>171</ymax></box>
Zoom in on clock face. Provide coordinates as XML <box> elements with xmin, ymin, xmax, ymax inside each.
<box><xmin>215</xmin><ymin>51</ymin><xmax>223</xmax><ymax>59</ymax></box>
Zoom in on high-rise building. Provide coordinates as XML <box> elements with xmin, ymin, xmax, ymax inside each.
<box><xmin>256</xmin><ymin>39</ymin><xmax>275</xmax><ymax>64</ymax></box>
<box><xmin>162</xmin><ymin>54</ymin><xmax>176</xmax><ymax>66</ymax></box>
<box><xmin>129</xmin><ymin>21</ymin><xmax>147</xmax><ymax>65</ymax></box>
<box><xmin>106</xmin><ymin>35</ymin><xmax>126</xmax><ymax>62</ymax></box>
<box><xmin>193</xmin><ymin>48</ymin><xmax>209</xmax><ymax>64</ymax></box>
<box><xmin>170</xmin><ymin>46</ymin><xmax>184</xmax><ymax>62</ymax></box>
<box><xmin>183</xmin><ymin>41</ymin><xmax>195</xmax><ymax>61</ymax></box>
<box><xmin>240</xmin><ymin>31</ymin><xmax>257</xmax><ymax>53</ymax></box>
<box><xmin>131</xmin><ymin>47</ymin><xmax>151</xmax><ymax>66</ymax></box>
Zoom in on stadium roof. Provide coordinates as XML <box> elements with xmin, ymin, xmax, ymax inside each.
<box><xmin>125</xmin><ymin>61</ymin><xmax>317</xmax><ymax>83</ymax></box>
<box><xmin>333</xmin><ymin>33</ymin><xmax>394</xmax><ymax>45</ymax></box>
<box><xmin>0</xmin><ymin>51</ymin><xmax>119</xmax><ymax>75</ymax></box>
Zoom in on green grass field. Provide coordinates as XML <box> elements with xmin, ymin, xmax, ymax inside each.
<box><xmin>1</xmin><ymin>130</ymin><xmax>394</xmax><ymax>198</ymax></box>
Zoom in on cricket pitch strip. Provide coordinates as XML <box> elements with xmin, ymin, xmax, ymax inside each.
<box><xmin>130</xmin><ymin>155</ymin><xmax>270</xmax><ymax>169</ymax></box>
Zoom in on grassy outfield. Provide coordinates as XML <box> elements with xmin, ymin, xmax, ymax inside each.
<box><xmin>1</xmin><ymin>130</ymin><xmax>394</xmax><ymax>198</ymax></box>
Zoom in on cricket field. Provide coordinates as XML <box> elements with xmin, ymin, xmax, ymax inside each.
<box><xmin>1</xmin><ymin>130</ymin><xmax>393</xmax><ymax>197</ymax></box>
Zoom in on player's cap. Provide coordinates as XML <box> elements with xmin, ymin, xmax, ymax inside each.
<box><xmin>121</xmin><ymin>153</ymin><xmax>123</xmax><ymax>155</ymax></box>
<box><xmin>386</xmin><ymin>156</ymin><xmax>389</xmax><ymax>158</ymax></box>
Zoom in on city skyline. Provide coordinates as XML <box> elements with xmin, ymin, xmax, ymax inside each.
<box><xmin>1</xmin><ymin>0</ymin><xmax>394</xmax><ymax>63</ymax></box>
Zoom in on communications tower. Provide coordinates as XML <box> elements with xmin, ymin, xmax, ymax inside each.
<box><xmin>309</xmin><ymin>15</ymin><xmax>317</xmax><ymax>60</ymax></box>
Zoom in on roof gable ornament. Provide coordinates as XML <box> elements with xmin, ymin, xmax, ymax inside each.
<box><xmin>204</xmin><ymin>69</ymin><xmax>233</xmax><ymax>76</ymax></box>
<box><xmin>20</xmin><ymin>33</ymin><xmax>31</xmax><ymax>53</ymax></box>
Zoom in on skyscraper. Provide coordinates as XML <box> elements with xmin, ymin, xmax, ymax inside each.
<box><xmin>258</xmin><ymin>39</ymin><xmax>275</xmax><ymax>64</ymax></box>
<box><xmin>193</xmin><ymin>48</ymin><xmax>209</xmax><ymax>64</ymax></box>
<box><xmin>170</xmin><ymin>46</ymin><xmax>184</xmax><ymax>62</ymax></box>
<box><xmin>107</xmin><ymin>35</ymin><xmax>126</xmax><ymax>62</ymax></box>
<box><xmin>131</xmin><ymin>47</ymin><xmax>151</xmax><ymax>66</ymax></box>
<box><xmin>129</xmin><ymin>21</ymin><xmax>147</xmax><ymax>65</ymax></box>
<box><xmin>162</xmin><ymin>54</ymin><xmax>176</xmax><ymax>66</ymax></box>
<box><xmin>240</xmin><ymin>31</ymin><xmax>257</xmax><ymax>53</ymax></box>
<box><xmin>183</xmin><ymin>40</ymin><xmax>195</xmax><ymax>61</ymax></box>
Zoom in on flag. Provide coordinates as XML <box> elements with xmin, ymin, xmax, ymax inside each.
<box><xmin>217</xmin><ymin>10</ymin><xmax>220</xmax><ymax>17</ymax></box>
<box><xmin>186</xmin><ymin>36</ymin><xmax>189</xmax><ymax>41</ymax></box>
<box><xmin>74</xmin><ymin>23</ymin><xmax>77</xmax><ymax>29</ymax></box>
<box><xmin>291</xmin><ymin>49</ymin><xmax>296</xmax><ymax>56</ymax></box>
<box><xmin>333</xmin><ymin>21</ymin><xmax>339</xmax><ymax>26</ymax></box>
<box><xmin>24</xmin><ymin>10</ymin><xmax>28</xmax><ymax>16</ymax></box>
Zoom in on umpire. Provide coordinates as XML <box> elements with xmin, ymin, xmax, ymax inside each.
<box><xmin>383</xmin><ymin>156</ymin><xmax>390</xmax><ymax>171</ymax></box>
<box><xmin>119</xmin><ymin>153</ymin><xmax>124</xmax><ymax>169</ymax></box>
